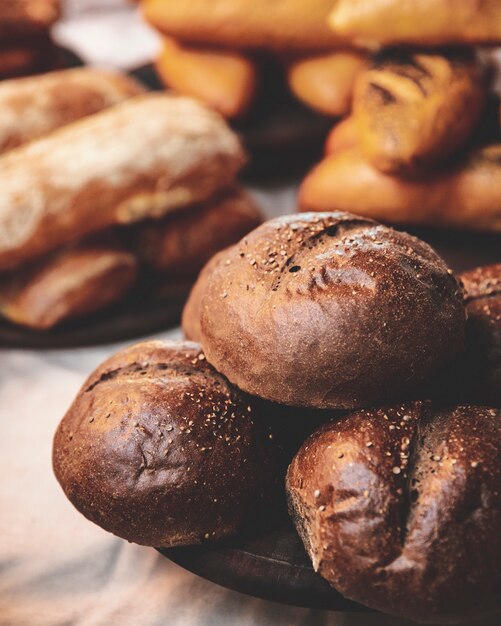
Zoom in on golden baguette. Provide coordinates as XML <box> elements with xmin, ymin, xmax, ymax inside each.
<box><xmin>328</xmin><ymin>0</ymin><xmax>501</xmax><ymax>47</ymax></box>
<box><xmin>143</xmin><ymin>0</ymin><xmax>343</xmax><ymax>51</ymax></box>
<box><xmin>0</xmin><ymin>93</ymin><xmax>245</xmax><ymax>271</ymax></box>
<box><xmin>0</xmin><ymin>68</ymin><xmax>145</xmax><ymax>154</ymax></box>
<box><xmin>286</xmin><ymin>51</ymin><xmax>367</xmax><ymax>117</ymax></box>
<box><xmin>299</xmin><ymin>146</ymin><xmax>501</xmax><ymax>232</ymax></box>
<box><xmin>353</xmin><ymin>50</ymin><xmax>487</xmax><ymax>174</ymax></box>
<box><xmin>156</xmin><ymin>38</ymin><xmax>258</xmax><ymax>119</ymax></box>
<box><xmin>0</xmin><ymin>244</ymin><xmax>137</xmax><ymax>330</ymax></box>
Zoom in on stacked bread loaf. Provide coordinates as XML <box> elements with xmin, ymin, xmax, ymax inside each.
<box><xmin>299</xmin><ymin>1</ymin><xmax>501</xmax><ymax>232</ymax></box>
<box><xmin>0</xmin><ymin>67</ymin><xmax>262</xmax><ymax>330</ymax></box>
<box><xmin>0</xmin><ymin>0</ymin><xmax>60</xmax><ymax>78</ymax></box>
<box><xmin>141</xmin><ymin>0</ymin><xmax>370</xmax><ymax>119</ymax></box>
<box><xmin>53</xmin><ymin>212</ymin><xmax>501</xmax><ymax>623</ymax></box>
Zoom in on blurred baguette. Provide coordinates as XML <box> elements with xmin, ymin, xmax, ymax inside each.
<box><xmin>299</xmin><ymin>146</ymin><xmax>501</xmax><ymax>232</ymax></box>
<box><xmin>0</xmin><ymin>93</ymin><xmax>245</xmax><ymax>271</ymax></box>
<box><xmin>0</xmin><ymin>68</ymin><xmax>145</xmax><ymax>154</ymax></box>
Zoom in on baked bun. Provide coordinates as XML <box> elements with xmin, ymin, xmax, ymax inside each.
<box><xmin>461</xmin><ymin>264</ymin><xmax>501</xmax><ymax>405</ymax></box>
<box><xmin>53</xmin><ymin>341</ymin><xmax>282</xmax><ymax>547</ymax></box>
<box><xmin>199</xmin><ymin>212</ymin><xmax>465</xmax><ymax>409</ymax></box>
<box><xmin>182</xmin><ymin>248</ymin><xmax>230</xmax><ymax>343</ymax></box>
<box><xmin>287</xmin><ymin>401</ymin><xmax>501</xmax><ymax>623</ymax></box>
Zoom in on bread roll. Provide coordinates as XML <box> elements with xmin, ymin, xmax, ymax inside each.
<box><xmin>0</xmin><ymin>68</ymin><xmax>145</xmax><ymax>154</ymax></box>
<box><xmin>460</xmin><ymin>264</ymin><xmax>501</xmax><ymax>405</ymax></box>
<box><xmin>299</xmin><ymin>145</ymin><xmax>501</xmax><ymax>232</ymax></box>
<box><xmin>0</xmin><ymin>243</ymin><xmax>137</xmax><ymax>330</ymax></box>
<box><xmin>156</xmin><ymin>37</ymin><xmax>259</xmax><ymax>119</ymax></box>
<box><xmin>286</xmin><ymin>51</ymin><xmax>367</xmax><ymax>117</ymax></box>
<box><xmin>328</xmin><ymin>0</ymin><xmax>501</xmax><ymax>47</ymax></box>
<box><xmin>353</xmin><ymin>50</ymin><xmax>487</xmax><ymax>174</ymax></box>
<box><xmin>199</xmin><ymin>212</ymin><xmax>465</xmax><ymax>409</ymax></box>
<box><xmin>287</xmin><ymin>402</ymin><xmax>501</xmax><ymax>623</ymax></box>
<box><xmin>143</xmin><ymin>0</ymin><xmax>343</xmax><ymax>51</ymax></box>
<box><xmin>325</xmin><ymin>116</ymin><xmax>357</xmax><ymax>155</ymax></box>
<box><xmin>182</xmin><ymin>248</ymin><xmax>230</xmax><ymax>343</ymax></box>
<box><xmin>53</xmin><ymin>340</ymin><xmax>282</xmax><ymax>547</ymax></box>
<box><xmin>0</xmin><ymin>93</ymin><xmax>245</xmax><ymax>272</ymax></box>
<box><xmin>0</xmin><ymin>0</ymin><xmax>60</xmax><ymax>38</ymax></box>
<box><xmin>137</xmin><ymin>188</ymin><xmax>262</xmax><ymax>278</ymax></box>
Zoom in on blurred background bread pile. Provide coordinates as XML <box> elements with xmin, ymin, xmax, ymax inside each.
<box><xmin>0</xmin><ymin>0</ymin><xmax>61</xmax><ymax>78</ymax></box>
<box><xmin>0</xmin><ymin>68</ymin><xmax>262</xmax><ymax>330</ymax></box>
<box><xmin>300</xmin><ymin>0</ymin><xmax>501</xmax><ymax>232</ymax></box>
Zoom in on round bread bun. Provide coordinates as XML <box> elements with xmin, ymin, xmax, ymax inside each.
<box><xmin>53</xmin><ymin>340</ymin><xmax>283</xmax><ymax>547</ymax></box>
<box><xmin>460</xmin><ymin>264</ymin><xmax>501</xmax><ymax>405</ymax></box>
<box><xmin>199</xmin><ymin>212</ymin><xmax>465</xmax><ymax>409</ymax></box>
<box><xmin>286</xmin><ymin>402</ymin><xmax>501</xmax><ymax>623</ymax></box>
<box><xmin>182</xmin><ymin>248</ymin><xmax>231</xmax><ymax>343</ymax></box>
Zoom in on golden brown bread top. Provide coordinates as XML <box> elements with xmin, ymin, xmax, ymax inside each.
<box><xmin>53</xmin><ymin>340</ymin><xmax>283</xmax><ymax>547</ymax></box>
<box><xmin>143</xmin><ymin>0</ymin><xmax>343</xmax><ymax>51</ymax></box>
<box><xmin>328</xmin><ymin>0</ymin><xmax>501</xmax><ymax>47</ymax></box>
<box><xmin>299</xmin><ymin>145</ymin><xmax>501</xmax><ymax>232</ymax></box>
<box><xmin>287</xmin><ymin>401</ymin><xmax>501</xmax><ymax>622</ymax></box>
<box><xmin>0</xmin><ymin>68</ymin><xmax>145</xmax><ymax>154</ymax></box>
<box><xmin>0</xmin><ymin>93</ymin><xmax>245</xmax><ymax>271</ymax></box>
<box><xmin>199</xmin><ymin>212</ymin><xmax>465</xmax><ymax>409</ymax></box>
<box><xmin>0</xmin><ymin>244</ymin><xmax>138</xmax><ymax>330</ymax></box>
<box><xmin>353</xmin><ymin>49</ymin><xmax>487</xmax><ymax>174</ymax></box>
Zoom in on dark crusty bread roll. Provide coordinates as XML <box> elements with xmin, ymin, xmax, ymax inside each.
<box><xmin>0</xmin><ymin>243</ymin><xmax>138</xmax><ymax>330</ymax></box>
<box><xmin>199</xmin><ymin>212</ymin><xmax>465</xmax><ymax>409</ymax></box>
<box><xmin>460</xmin><ymin>264</ymin><xmax>501</xmax><ymax>405</ymax></box>
<box><xmin>143</xmin><ymin>0</ymin><xmax>343</xmax><ymax>51</ymax></box>
<box><xmin>353</xmin><ymin>49</ymin><xmax>487</xmax><ymax>174</ymax></box>
<box><xmin>287</xmin><ymin>401</ymin><xmax>501</xmax><ymax>623</ymax></box>
<box><xmin>182</xmin><ymin>248</ymin><xmax>231</xmax><ymax>343</ymax></box>
<box><xmin>0</xmin><ymin>0</ymin><xmax>60</xmax><ymax>38</ymax></box>
<box><xmin>0</xmin><ymin>68</ymin><xmax>145</xmax><ymax>155</ymax></box>
<box><xmin>137</xmin><ymin>188</ymin><xmax>262</xmax><ymax>278</ymax></box>
<box><xmin>53</xmin><ymin>341</ymin><xmax>282</xmax><ymax>547</ymax></box>
<box><xmin>0</xmin><ymin>93</ymin><xmax>245</xmax><ymax>272</ymax></box>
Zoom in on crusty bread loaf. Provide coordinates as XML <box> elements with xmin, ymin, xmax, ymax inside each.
<box><xmin>53</xmin><ymin>340</ymin><xmax>282</xmax><ymax>547</ymax></box>
<box><xmin>0</xmin><ymin>243</ymin><xmax>138</xmax><ymax>330</ymax></box>
<box><xmin>300</xmin><ymin>145</ymin><xmax>501</xmax><ymax>232</ymax></box>
<box><xmin>287</xmin><ymin>402</ymin><xmax>501</xmax><ymax>623</ymax></box>
<box><xmin>352</xmin><ymin>49</ymin><xmax>487</xmax><ymax>174</ymax></box>
<box><xmin>143</xmin><ymin>0</ymin><xmax>343</xmax><ymax>51</ymax></box>
<box><xmin>0</xmin><ymin>93</ymin><xmax>246</xmax><ymax>271</ymax></box>
<box><xmin>137</xmin><ymin>188</ymin><xmax>262</xmax><ymax>278</ymax></box>
<box><xmin>199</xmin><ymin>212</ymin><xmax>465</xmax><ymax>409</ymax></box>
<box><xmin>286</xmin><ymin>51</ymin><xmax>367</xmax><ymax>117</ymax></box>
<box><xmin>156</xmin><ymin>38</ymin><xmax>259</xmax><ymax>119</ymax></box>
<box><xmin>328</xmin><ymin>0</ymin><xmax>501</xmax><ymax>47</ymax></box>
<box><xmin>0</xmin><ymin>68</ymin><xmax>145</xmax><ymax>154</ymax></box>
<box><xmin>0</xmin><ymin>0</ymin><xmax>60</xmax><ymax>38</ymax></box>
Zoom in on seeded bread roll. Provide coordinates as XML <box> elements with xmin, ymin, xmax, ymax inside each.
<box><xmin>199</xmin><ymin>212</ymin><xmax>465</xmax><ymax>409</ymax></box>
<box><xmin>137</xmin><ymin>188</ymin><xmax>262</xmax><ymax>278</ymax></box>
<box><xmin>287</xmin><ymin>401</ymin><xmax>501</xmax><ymax>623</ymax></box>
<box><xmin>53</xmin><ymin>341</ymin><xmax>282</xmax><ymax>547</ymax></box>
<box><xmin>0</xmin><ymin>68</ymin><xmax>145</xmax><ymax>155</ymax></box>
<box><xmin>0</xmin><ymin>243</ymin><xmax>138</xmax><ymax>330</ymax></box>
<box><xmin>0</xmin><ymin>93</ymin><xmax>245</xmax><ymax>272</ymax></box>
<box><xmin>182</xmin><ymin>248</ymin><xmax>231</xmax><ymax>343</ymax></box>
<box><xmin>460</xmin><ymin>264</ymin><xmax>501</xmax><ymax>405</ymax></box>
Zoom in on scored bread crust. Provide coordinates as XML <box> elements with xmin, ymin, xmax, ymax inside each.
<box><xmin>0</xmin><ymin>93</ymin><xmax>245</xmax><ymax>271</ymax></box>
<box><xmin>286</xmin><ymin>402</ymin><xmax>501</xmax><ymax>623</ymax></box>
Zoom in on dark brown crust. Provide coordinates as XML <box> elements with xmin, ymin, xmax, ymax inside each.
<box><xmin>52</xmin><ymin>341</ymin><xmax>283</xmax><ymax>547</ymax></box>
<box><xmin>199</xmin><ymin>212</ymin><xmax>465</xmax><ymax>409</ymax></box>
<box><xmin>137</xmin><ymin>188</ymin><xmax>262</xmax><ymax>278</ymax></box>
<box><xmin>286</xmin><ymin>402</ymin><xmax>501</xmax><ymax>623</ymax></box>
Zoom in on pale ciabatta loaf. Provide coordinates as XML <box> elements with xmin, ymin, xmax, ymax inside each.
<box><xmin>0</xmin><ymin>68</ymin><xmax>145</xmax><ymax>154</ymax></box>
<box><xmin>0</xmin><ymin>93</ymin><xmax>246</xmax><ymax>271</ymax></box>
<box><xmin>286</xmin><ymin>402</ymin><xmax>501</xmax><ymax>623</ymax></box>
